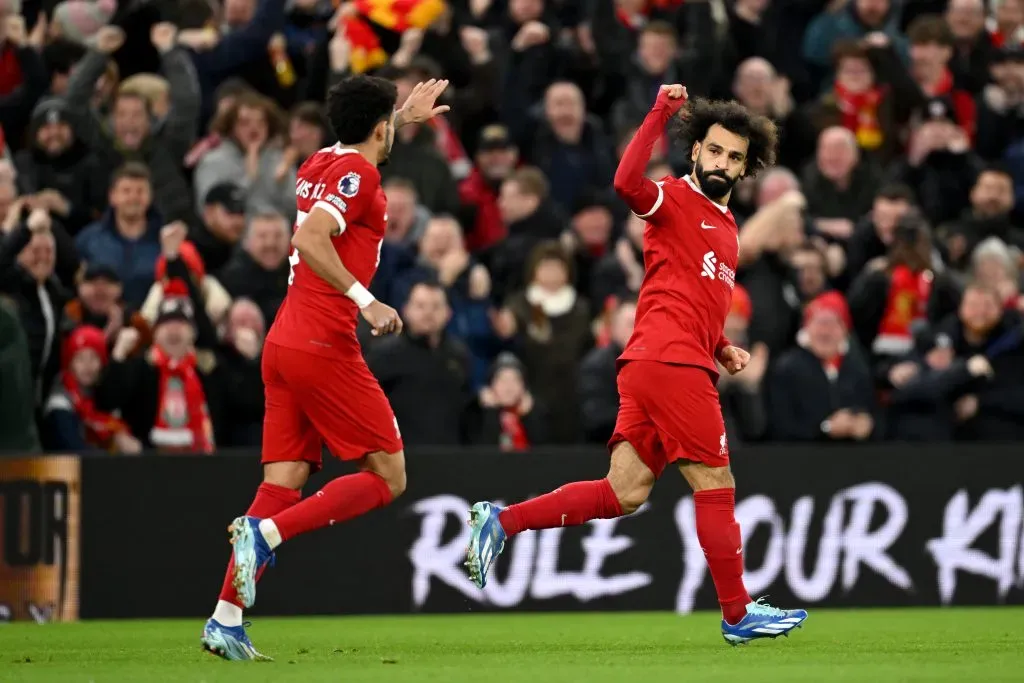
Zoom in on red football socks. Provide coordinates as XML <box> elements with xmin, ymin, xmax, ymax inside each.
<box><xmin>271</xmin><ymin>472</ymin><xmax>393</xmax><ymax>541</ymax></box>
<box><xmin>498</xmin><ymin>479</ymin><xmax>623</xmax><ymax>537</ymax></box>
<box><xmin>694</xmin><ymin>488</ymin><xmax>750</xmax><ymax>624</ymax></box>
<box><xmin>218</xmin><ymin>481</ymin><xmax>302</xmax><ymax>607</ymax></box>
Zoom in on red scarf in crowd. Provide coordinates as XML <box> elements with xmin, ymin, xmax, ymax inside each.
<box><xmin>0</xmin><ymin>43</ymin><xmax>23</xmax><ymax>96</ymax></box>
<box><xmin>833</xmin><ymin>82</ymin><xmax>884</xmax><ymax>150</ymax></box>
<box><xmin>337</xmin><ymin>0</ymin><xmax>446</xmax><ymax>74</ymax></box>
<box><xmin>150</xmin><ymin>345</ymin><xmax>214</xmax><ymax>453</ymax></box>
<box><xmin>63</xmin><ymin>372</ymin><xmax>128</xmax><ymax>450</ymax></box>
<box><xmin>874</xmin><ymin>265</ymin><xmax>933</xmax><ymax>355</ymax></box>
<box><xmin>615</xmin><ymin>0</ymin><xmax>684</xmax><ymax>30</ymax></box>
<box><xmin>498</xmin><ymin>409</ymin><xmax>530</xmax><ymax>452</ymax></box>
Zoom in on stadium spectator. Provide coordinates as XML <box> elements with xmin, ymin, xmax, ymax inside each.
<box><xmin>579</xmin><ymin>296</ymin><xmax>636</xmax><ymax>444</ymax></box>
<box><xmin>96</xmin><ymin>288</ymin><xmax>219</xmax><ymax>454</ymax></box>
<box><xmin>393</xmin><ymin>215</ymin><xmax>495</xmax><ymax>386</ymax></box>
<box><xmin>141</xmin><ymin>236</ymin><xmax>233</xmax><ymax>331</ymax></box>
<box><xmin>768</xmin><ymin>291</ymin><xmax>876</xmax><ymax>441</ymax></box>
<box><xmin>496</xmin><ymin>241</ymin><xmax>591</xmax><ymax>444</ymax></box>
<box><xmin>610</xmin><ymin>21</ymin><xmax>685</xmax><ymax>135</ymax></box>
<box><xmin>14</xmin><ymin>98</ymin><xmax>107</xmax><ymax>235</ymax></box>
<box><xmin>458</xmin><ymin>123</ymin><xmax>519</xmax><ymax>253</ymax></box>
<box><xmin>193</xmin><ymin>90</ymin><xmax>297</xmax><ymax>222</ymax></box>
<box><xmin>945</xmin><ymin>0</ymin><xmax>995</xmax><ymax>95</ymax></box>
<box><xmin>731</xmin><ymin>57</ymin><xmax>809</xmax><ymax>171</ymax></box>
<box><xmin>804</xmin><ymin>126</ymin><xmax>880</xmax><ymax>226</ymax></box>
<box><xmin>590</xmin><ymin>212</ymin><xmax>645</xmax><ymax>308</ymax></box>
<box><xmin>843</xmin><ymin>183</ymin><xmax>916</xmax><ymax>283</ymax></box>
<box><xmin>65</xmin><ymin>24</ymin><xmax>200</xmax><ymax>226</ymax></box>
<box><xmin>42</xmin><ymin>324</ymin><xmax>141</xmax><ymax>453</ymax></box>
<box><xmin>192</xmin><ymin>182</ymin><xmax>248</xmax><ymax>274</ymax></box>
<box><xmin>0</xmin><ymin>205</ymin><xmax>66</xmax><ymax>403</ymax></box>
<box><xmin>563</xmin><ymin>190</ymin><xmax>616</xmax><ymax>296</ymax></box>
<box><xmin>939</xmin><ymin>165</ymin><xmax>1024</xmax><ymax>271</ymax></box>
<box><xmin>383</xmin><ymin>176</ymin><xmax>431</xmax><ymax>248</ymax></box>
<box><xmin>61</xmin><ymin>263</ymin><xmax>149</xmax><ymax>348</ymax></box>
<box><xmin>214</xmin><ymin>298</ymin><xmax>266</xmax><ymax>447</ymax></box>
<box><xmin>0</xmin><ymin>12</ymin><xmax>48</xmax><ymax>150</ymax></box>
<box><xmin>488</xmin><ymin>166</ymin><xmax>565</xmax><ymax>303</ymax></box>
<box><xmin>367</xmin><ymin>279</ymin><xmax>472</xmax><ymax>446</ymax></box>
<box><xmin>907</xmin><ymin>16</ymin><xmax>979</xmax><ymax>140</ymax></box>
<box><xmin>848</xmin><ymin>210</ymin><xmax>961</xmax><ymax>379</ymax></box>
<box><xmin>717</xmin><ymin>285</ymin><xmax>768</xmax><ymax>448</ymax></box>
<box><xmin>471</xmin><ymin>351</ymin><xmax>546</xmax><ymax>449</ymax></box>
<box><xmin>287</xmin><ymin>101</ymin><xmax>330</xmax><ymax>164</ymax></box>
<box><xmin>217</xmin><ymin>211</ymin><xmax>290</xmax><ymax>327</ymax></box>
<box><xmin>803</xmin><ymin>0</ymin><xmax>908</xmax><ymax>88</ymax></box>
<box><xmin>970</xmin><ymin>237</ymin><xmax>1022</xmax><ymax>310</ymax></box>
<box><xmin>0</xmin><ymin>294</ymin><xmax>41</xmax><ymax>452</ymax></box>
<box><xmin>75</xmin><ymin>162</ymin><xmax>164</xmax><ymax>307</ymax></box>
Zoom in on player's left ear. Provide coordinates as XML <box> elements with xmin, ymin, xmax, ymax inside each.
<box><xmin>373</xmin><ymin>119</ymin><xmax>389</xmax><ymax>143</ymax></box>
<box><xmin>690</xmin><ymin>141</ymin><xmax>700</xmax><ymax>164</ymax></box>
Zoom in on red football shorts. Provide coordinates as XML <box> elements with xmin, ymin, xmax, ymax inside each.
<box><xmin>260</xmin><ymin>341</ymin><xmax>403</xmax><ymax>471</ymax></box>
<box><xmin>608</xmin><ymin>360</ymin><xmax>729</xmax><ymax>477</ymax></box>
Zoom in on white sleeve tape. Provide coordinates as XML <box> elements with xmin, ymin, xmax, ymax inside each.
<box><xmin>345</xmin><ymin>282</ymin><xmax>376</xmax><ymax>308</ymax></box>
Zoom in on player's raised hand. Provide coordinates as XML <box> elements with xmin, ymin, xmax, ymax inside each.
<box><xmin>398</xmin><ymin>78</ymin><xmax>450</xmax><ymax>125</ymax></box>
<box><xmin>362</xmin><ymin>300</ymin><xmax>404</xmax><ymax>336</ymax></box>
<box><xmin>656</xmin><ymin>84</ymin><xmax>688</xmax><ymax>115</ymax></box>
<box><xmin>718</xmin><ymin>345</ymin><xmax>750</xmax><ymax>375</ymax></box>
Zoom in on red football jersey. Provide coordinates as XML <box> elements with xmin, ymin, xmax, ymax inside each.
<box><xmin>267</xmin><ymin>146</ymin><xmax>387</xmax><ymax>360</ymax></box>
<box><xmin>619</xmin><ymin>174</ymin><xmax>738</xmax><ymax>376</ymax></box>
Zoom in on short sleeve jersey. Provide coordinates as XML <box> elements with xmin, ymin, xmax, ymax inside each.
<box><xmin>266</xmin><ymin>146</ymin><xmax>387</xmax><ymax>360</ymax></box>
<box><xmin>618</xmin><ymin>174</ymin><xmax>739</xmax><ymax>376</ymax></box>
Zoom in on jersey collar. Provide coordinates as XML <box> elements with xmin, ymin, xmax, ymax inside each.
<box><xmin>683</xmin><ymin>174</ymin><xmax>729</xmax><ymax>214</ymax></box>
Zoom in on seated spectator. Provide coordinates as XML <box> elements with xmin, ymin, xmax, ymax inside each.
<box><xmin>471</xmin><ymin>352</ymin><xmax>547</xmax><ymax>450</ymax></box>
<box><xmin>590</xmin><ymin>212</ymin><xmax>645</xmax><ymax>309</ymax></box>
<box><xmin>946</xmin><ymin>0</ymin><xmax>996</xmax><ymax>95</ymax></box>
<box><xmin>579</xmin><ymin>297</ymin><xmax>636</xmax><ymax>443</ymax></box>
<box><xmin>393</xmin><ymin>215</ymin><xmax>496</xmax><ymax>387</ymax></box>
<box><xmin>907</xmin><ymin>16</ymin><xmax>978</xmax><ymax>140</ymax></box>
<box><xmin>848</xmin><ymin>210</ymin><xmax>961</xmax><ymax>380</ymax></box>
<box><xmin>892</xmin><ymin>96</ymin><xmax>984</xmax><ymax>226</ymax></box>
<box><xmin>989</xmin><ymin>0</ymin><xmax>1024</xmax><ymax>48</ymax></box>
<box><xmin>458</xmin><ymin>124</ymin><xmax>519</xmax><ymax>253</ymax></box>
<box><xmin>0</xmin><ymin>295</ymin><xmax>41</xmax><ymax>452</ymax></box>
<box><xmin>791</xmin><ymin>242</ymin><xmax>833</xmax><ymax>302</ymax></box>
<box><xmin>802</xmin><ymin>0</ymin><xmax>909</xmax><ymax>88</ymax></box>
<box><xmin>14</xmin><ymin>98</ymin><xmax>107</xmax><ymax>235</ymax></box>
<box><xmin>62</xmin><ymin>263</ymin><xmax>149</xmax><ymax>348</ymax></box>
<box><xmin>768</xmin><ymin>291</ymin><xmax>876</xmax><ymax>441</ymax></box>
<box><xmin>610</xmin><ymin>21</ymin><xmax>687</xmax><ymax>135</ymax></box>
<box><xmin>383</xmin><ymin>177</ymin><xmax>431</xmax><ymax>248</ymax></box>
<box><xmin>192</xmin><ymin>182</ymin><xmax>248</xmax><ymax>273</ymax></box>
<box><xmin>495</xmin><ymin>242</ymin><xmax>592</xmax><ymax>444</ymax></box>
<box><xmin>96</xmin><ymin>287</ymin><xmax>219</xmax><ymax>454</ymax></box>
<box><xmin>367</xmin><ymin>280</ymin><xmax>473</xmax><ymax>446</ymax></box>
<box><xmin>731</xmin><ymin>57</ymin><xmax>811</xmax><ymax>171</ymax></box>
<box><xmin>0</xmin><ymin>206</ymin><xmax>67</xmax><ymax>403</ymax></box>
<box><xmin>803</xmin><ymin>126</ymin><xmax>880</xmax><ymax>227</ymax></box>
<box><xmin>287</xmin><ymin>101</ymin><xmax>330</xmax><ymax>164</ymax></box>
<box><xmin>890</xmin><ymin>284</ymin><xmax>1024</xmax><ymax>440</ymax></box>
<box><xmin>42</xmin><ymin>325</ymin><xmax>141</xmax><ymax>453</ymax></box>
<box><xmin>75</xmin><ymin>162</ymin><xmax>164</xmax><ymax>307</ymax></box>
<box><xmin>843</xmin><ymin>183</ymin><xmax>916</xmax><ymax>282</ymax></box>
<box><xmin>486</xmin><ymin>167</ymin><xmax>565</xmax><ymax>303</ymax></box>
<box><xmin>970</xmin><ymin>237</ymin><xmax>1022</xmax><ymax>310</ymax></box>
<box><xmin>564</xmin><ymin>190</ymin><xmax>615</xmax><ymax>297</ymax></box>
<box><xmin>717</xmin><ymin>286</ymin><xmax>768</xmax><ymax>448</ymax></box>
<box><xmin>218</xmin><ymin>211</ymin><xmax>291</xmax><ymax>326</ymax></box>
<box><xmin>939</xmin><ymin>165</ymin><xmax>1024</xmax><ymax>271</ymax></box>
<box><xmin>193</xmin><ymin>91</ymin><xmax>296</xmax><ymax>222</ymax></box>
<box><xmin>215</xmin><ymin>299</ymin><xmax>266</xmax><ymax>447</ymax></box>
<box><xmin>737</xmin><ymin>173</ymin><xmax>807</xmax><ymax>353</ymax></box>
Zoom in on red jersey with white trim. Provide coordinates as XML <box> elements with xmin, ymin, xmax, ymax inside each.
<box><xmin>619</xmin><ymin>174</ymin><xmax>739</xmax><ymax>376</ymax></box>
<box><xmin>266</xmin><ymin>146</ymin><xmax>387</xmax><ymax>360</ymax></box>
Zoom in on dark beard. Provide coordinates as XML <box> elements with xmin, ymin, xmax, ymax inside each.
<box><xmin>694</xmin><ymin>161</ymin><xmax>736</xmax><ymax>200</ymax></box>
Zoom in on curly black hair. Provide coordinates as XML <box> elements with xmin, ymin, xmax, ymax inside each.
<box><xmin>326</xmin><ymin>75</ymin><xmax>398</xmax><ymax>146</ymax></box>
<box><xmin>671</xmin><ymin>98</ymin><xmax>779</xmax><ymax>178</ymax></box>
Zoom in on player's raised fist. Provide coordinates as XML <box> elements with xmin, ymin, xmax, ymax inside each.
<box><xmin>362</xmin><ymin>300</ymin><xmax>403</xmax><ymax>336</ymax></box>
<box><xmin>718</xmin><ymin>345</ymin><xmax>751</xmax><ymax>375</ymax></box>
<box><xmin>656</xmin><ymin>84</ymin><xmax>687</xmax><ymax>115</ymax></box>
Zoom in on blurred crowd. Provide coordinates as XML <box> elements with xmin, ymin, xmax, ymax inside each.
<box><xmin>1</xmin><ymin>0</ymin><xmax>1024</xmax><ymax>455</ymax></box>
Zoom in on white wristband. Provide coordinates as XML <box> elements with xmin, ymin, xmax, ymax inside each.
<box><xmin>345</xmin><ymin>282</ymin><xmax>375</xmax><ymax>309</ymax></box>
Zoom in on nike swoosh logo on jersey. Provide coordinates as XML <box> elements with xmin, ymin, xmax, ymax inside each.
<box><xmin>701</xmin><ymin>220</ymin><xmax>717</xmax><ymax>230</ymax></box>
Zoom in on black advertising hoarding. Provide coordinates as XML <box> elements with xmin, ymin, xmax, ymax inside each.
<box><xmin>77</xmin><ymin>445</ymin><xmax>1024</xmax><ymax>619</ymax></box>
<box><xmin>0</xmin><ymin>456</ymin><xmax>81</xmax><ymax>623</ymax></box>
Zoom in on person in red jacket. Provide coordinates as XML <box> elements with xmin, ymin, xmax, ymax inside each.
<box><xmin>458</xmin><ymin>124</ymin><xmax>519</xmax><ymax>253</ymax></box>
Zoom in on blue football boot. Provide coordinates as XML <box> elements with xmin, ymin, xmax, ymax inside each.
<box><xmin>201</xmin><ymin>618</ymin><xmax>272</xmax><ymax>661</ymax></box>
<box><xmin>229</xmin><ymin>516</ymin><xmax>274</xmax><ymax>609</ymax></box>
<box><xmin>721</xmin><ymin>598</ymin><xmax>808</xmax><ymax>646</ymax></box>
<box><xmin>465</xmin><ymin>502</ymin><xmax>506</xmax><ymax>588</ymax></box>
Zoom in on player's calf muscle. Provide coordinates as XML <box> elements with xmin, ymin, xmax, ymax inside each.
<box><xmin>679</xmin><ymin>462</ymin><xmax>734</xmax><ymax>491</ymax></box>
<box><xmin>262</xmin><ymin>461</ymin><xmax>310</xmax><ymax>490</ymax></box>
<box><xmin>360</xmin><ymin>449</ymin><xmax>407</xmax><ymax>499</ymax></box>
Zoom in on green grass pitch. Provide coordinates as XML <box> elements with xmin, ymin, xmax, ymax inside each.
<box><xmin>1</xmin><ymin>609</ymin><xmax>1022</xmax><ymax>682</ymax></box>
